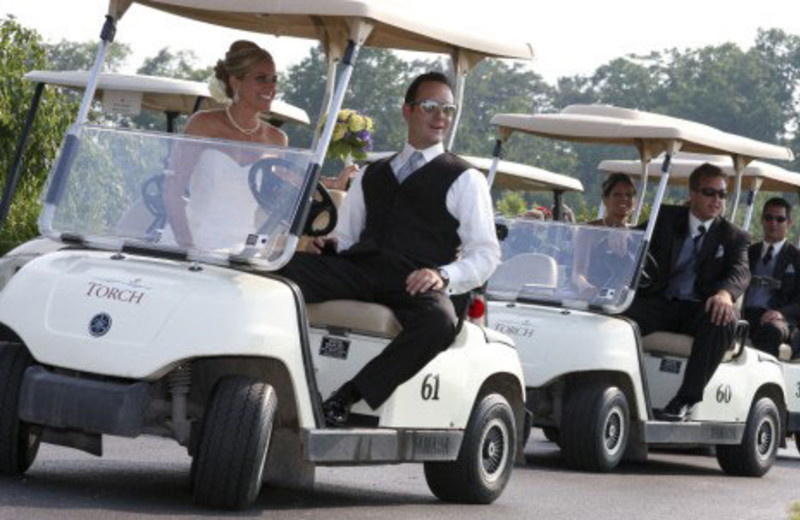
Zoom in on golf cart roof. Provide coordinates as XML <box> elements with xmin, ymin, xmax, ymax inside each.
<box><xmin>110</xmin><ymin>0</ymin><xmax>534</xmax><ymax>62</ymax></box>
<box><xmin>366</xmin><ymin>152</ymin><xmax>583</xmax><ymax>192</ymax></box>
<box><xmin>24</xmin><ymin>70</ymin><xmax>310</xmax><ymax>125</ymax></box>
<box><xmin>491</xmin><ymin>105</ymin><xmax>795</xmax><ymax>162</ymax></box>
<box><xmin>598</xmin><ymin>153</ymin><xmax>800</xmax><ymax>193</ymax></box>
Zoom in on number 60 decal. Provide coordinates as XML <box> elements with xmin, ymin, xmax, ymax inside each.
<box><xmin>421</xmin><ymin>374</ymin><xmax>441</xmax><ymax>401</ymax></box>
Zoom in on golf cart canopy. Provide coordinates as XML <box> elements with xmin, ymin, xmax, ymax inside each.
<box><xmin>467</xmin><ymin>156</ymin><xmax>583</xmax><ymax>193</ymax></box>
<box><xmin>598</xmin><ymin>153</ymin><xmax>800</xmax><ymax>193</ymax></box>
<box><xmin>491</xmin><ymin>105</ymin><xmax>794</xmax><ymax>162</ymax></box>
<box><xmin>24</xmin><ymin>70</ymin><xmax>310</xmax><ymax>126</ymax></box>
<box><xmin>109</xmin><ymin>0</ymin><xmax>534</xmax><ymax>62</ymax></box>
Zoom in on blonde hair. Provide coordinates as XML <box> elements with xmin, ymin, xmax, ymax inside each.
<box><xmin>214</xmin><ymin>40</ymin><xmax>274</xmax><ymax>98</ymax></box>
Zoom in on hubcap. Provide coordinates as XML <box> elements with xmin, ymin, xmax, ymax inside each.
<box><xmin>756</xmin><ymin>415</ymin><xmax>776</xmax><ymax>460</ymax></box>
<box><xmin>603</xmin><ymin>405</ymin><xmax>625</xmax><ymax>457</ymax></box>
<box><xmin>480</xmin><ymin>418</ymin><xmax>510</xmax><ymax>484</ymax></box>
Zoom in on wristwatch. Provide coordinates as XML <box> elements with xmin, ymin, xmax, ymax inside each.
<box><xmin>437</xmin><ymin>268</ymin><xmax>450</xmax><ymax>288</ymax></box>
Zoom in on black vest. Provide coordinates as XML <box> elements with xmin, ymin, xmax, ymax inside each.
<box><xmin>342</xmin><ymin>152</ymin><xmax>470</xmax><ymax>268</ymax></box>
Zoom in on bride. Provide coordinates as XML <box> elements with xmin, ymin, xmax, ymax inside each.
<box><xmin>164</xmin><ymin>40</ymin><xmax>288</xmax><ymax>250</ymax></box>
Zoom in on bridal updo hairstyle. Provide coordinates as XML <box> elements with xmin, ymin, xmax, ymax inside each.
<box><xmin>214</xmin><ymin>40</ymin><xmax>274</xmax><ymax>98</ymax></box>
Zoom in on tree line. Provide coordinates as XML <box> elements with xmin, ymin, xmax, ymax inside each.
<box><xmin>2</xmin><ymin>14</ymin><xmax>800</xmax><ymax>251</ymax></box>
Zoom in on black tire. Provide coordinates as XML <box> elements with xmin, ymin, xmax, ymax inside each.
<box><xmin>192</xmin><ymin>376</ymin><xmax>277</xmax><ymax>509</ymax></box>
<box><xmin>542</xmin><ymin>427</ymin><xmax>560</xmax><ymax>444</ymax></box>
<box><xmin>561</xmin><ymin>383</ymin><xmax>629</xmax><ymax>472</ymax></box>
<box><xmin>0</xmin><ymin>342</ymin><xmax>40</xmax><ymax>475</ymax></box>
<box><xmin>716</xmin><ymin>397</ymin><xmax>779</xmax><ymax>477</ymax></box>
<box><xmin>424</xmin><ymin>393</ymin><xmax>516</xmax><ymax>504</ymax></box>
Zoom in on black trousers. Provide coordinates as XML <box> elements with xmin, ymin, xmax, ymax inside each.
<box><xmin>279</xmin><ymin>251</ymin><xmax>458</xmax><ymax>409</ymax></box>
<box><xmin>744</xmin><ymin>307</ymin><xmax>796</xmax><ymax>358</ymax></box>
<box><xmin>625</xmin><ymin>295</ymin><xmax>736</xmax><ymax>403</ymax></box>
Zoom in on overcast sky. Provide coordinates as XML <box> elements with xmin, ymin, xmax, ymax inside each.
<box><xmin>5</xmin><ymin>0</ymin><xmax>800</xmax><ymax>84</ymax></box>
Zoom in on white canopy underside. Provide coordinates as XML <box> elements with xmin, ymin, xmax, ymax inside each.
<box><xmin>366</xmin><ymin>152</ymin><xmax>583</xmax><ymax>192</ymax></box>
<box><xmin>108</xmin><ymin>0</ymin><xmax>533</xmax><ymax>62</ymax></box>
<box><xmin>599</xmin><ymin>153</ymin><xmax>800</xmax><ymax>193</ymax></box>
<box><xmin>24</xmin><ymin>70</ymin><xmax>310</xmax><ymax>125</ymax></box>
<box><xmin>492</xmin><ymin>105</ymin><xmax>795</xmax><ymax>163</ymax></box>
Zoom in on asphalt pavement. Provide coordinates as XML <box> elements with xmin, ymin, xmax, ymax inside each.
<box><xmin>0</xmin><ymin>432</ymin><xmax>797</xmax><ymax>520</ymax></box>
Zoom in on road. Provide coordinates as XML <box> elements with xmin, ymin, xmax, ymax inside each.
<box><xmin>0</xmin><ymin>432</ymin><xmax>798</xmax><ymax>520</ymax></box>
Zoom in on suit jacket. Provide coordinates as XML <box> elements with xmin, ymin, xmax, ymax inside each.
<box><xmin>638</xmin><ymin>205</ymin><xmax>750</xmax><ymax>301</ymax></box>
<box><xmin>746</xmin><ymin>241</ymin><xmax>800</xmax><ymax>323</ymax></box>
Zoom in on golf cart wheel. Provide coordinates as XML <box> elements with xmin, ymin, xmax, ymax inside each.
<box><xmin>192</xmin><ymin>376</ymin><xmax>277</xmax><ymax>510</ymax></box>
<box><xmin>542</xmin><ymin>427</ymin><xmax>560</xmax><ymax>444</ymax></box>
<box><xmin>424</xmin><ymin>393</ymin><xmax>516</xmax><ymax>504</ymax></box>
<box><xmin>561</xmin><ymin>383</ymin><xmax>629</xmax><ymax>472</ymax></box>
<box><xmin>716</xmin><ymin>397</ymin><xmax>779</xmax><ymax>477</ymax></box>
<box><xmin>0</xmin><ymin>342</ymin><xmax>41</xmax><ymax>475</ymax></box>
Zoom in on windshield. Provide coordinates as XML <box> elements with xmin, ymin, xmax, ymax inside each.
<box><xmin>39</xmin><ymin>125</ymin><xmax>313</xmax><ymax>269</ymax></box>
<box><xmin>488</xmin><ymin>219</ymin><xmax>646</xmax><ymax>313</ymax></box>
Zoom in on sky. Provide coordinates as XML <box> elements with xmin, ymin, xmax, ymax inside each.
<box><xmin>4</xmin><ymin>0</ymin><xmax>800</xmax><ymax>84</ymax></box>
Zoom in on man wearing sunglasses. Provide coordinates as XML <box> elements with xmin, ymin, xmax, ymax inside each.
<box><xmin>625</xmin><ymin>163</ymin><xmax>750</xmax><ymax>421</ymax></box>
<box><xmin>281</xmin><ymin>72</ymin><xmax>500</xmax><ymax>426</ymax></box>
<box><xmin>743</xmin><ymin>197</ymin><xmax>800</xmax><ymax>358</ymax></box>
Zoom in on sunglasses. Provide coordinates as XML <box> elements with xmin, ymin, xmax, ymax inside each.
<box><xmin>698</xmin><ymin>187</ymin><xmax>728</xmax><ymax>199</ymax></box>
<box><xmin>763</xmin><ymin>214</ymin><xmax>788</xmax><ymax>223</ymax></box>
<box><xmin>409</xmin><ymin>99</ymin><xmax>458</xmax><ymax>117</ymax></box>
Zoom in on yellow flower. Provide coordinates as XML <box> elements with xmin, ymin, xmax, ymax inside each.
<box><xmin>365</xmin><ymin>117</ymin><xmax>374</xmax><ymax>132</ymax></box>
<box><xmin>332</xmin><ymin>122</ymin><xmax>347</xmax><ymax>141</ymax></box>
<box><xmin>337</xmin><ymin>109</ymin><xmax>355</xmax><ymax>121</ymax></box>
<box><xmin>348</xmin><ymin>115</ymin><xmax>366</xmax><ymax>132</ymax></box>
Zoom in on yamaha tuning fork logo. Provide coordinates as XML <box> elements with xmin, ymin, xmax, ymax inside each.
<box><xmin>89</xmin><ymin>313</ymin><xmax>113</xmax><ymax>337</ymax></box>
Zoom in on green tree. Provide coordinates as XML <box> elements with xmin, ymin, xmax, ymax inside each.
<box><xmin>496</xmin><ymin>191</ymin><xmax>527</xmax><ymax>217</ymax></box>
<box><xmin>0</xmin><ymin>16</ymin><xmax>78</xmax><ymax>252</ymax></box>
<box><xmin>45</xmin><ymin>39</ymin><xmax>131</xmax><ymax>72</ymax></box>
<box><xmin>137</xmin><ymin>47</ymin><xmax>213</xmax><ymax>81</ymax></box>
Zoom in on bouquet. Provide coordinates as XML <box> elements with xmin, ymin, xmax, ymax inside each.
<box><xmin>321</xmin><ymin>109</ymin><xmax>374</xmax><ymax>163</ymax></box>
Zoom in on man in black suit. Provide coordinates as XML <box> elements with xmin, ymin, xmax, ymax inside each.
<box><xmin>625</xmin><ymin>163</ymin><xmax>750</xmax><ymax>421</ymax></box>
<box><xmin>744</xmin><ymin>197</ymin><xmax>800</xmax><ymax>358</ymax></box>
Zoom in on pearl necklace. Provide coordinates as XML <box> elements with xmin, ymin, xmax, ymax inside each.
<box><xmin>225</xmin><ymin>106</ymin><xmax>261</xmax><ymax>135</ymax></box>
<box><xmin>602</xmin><ymin>216</ymin><xmax>626</xmax><ymax>228</ymax></box>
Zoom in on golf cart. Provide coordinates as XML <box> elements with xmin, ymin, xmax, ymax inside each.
<box><xmin>484</xmin><ymin>104</ymin><xmax>795</xmax><ymax>475</ymax></box>
<box><xmin>600</xmin><ymin>153</ymin><xmax>800</xmax><ymax>450</ymax></box>
<box><xmin>0</xmin><ymin>69</ymin><xmax>311</xmax><ymax>288</ymax></box>
<box><xmin>0</xmin><ymin>0</ymin><xmax>533</xmax><ymax>510</ymax></box>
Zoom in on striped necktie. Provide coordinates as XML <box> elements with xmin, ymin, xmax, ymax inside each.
<box><xmin>395</xmin><ymin>151</ymin><xmax>425</xmax><ymax>183</ymax></box>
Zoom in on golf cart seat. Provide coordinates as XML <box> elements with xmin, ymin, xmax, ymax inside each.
<box><xmin>642</xmin><ymin>331</ymin><xmax>743</xmax><ymax>362</ymax></box>
<box><xmin>493</xmin><ymin>253</ymin><xmax>558</xmax><ymax>290</ymax></box>
<box><xmin>307</xmin><ymin>300</ymin><xmax>402</xmax><ymax>337</ymax></box>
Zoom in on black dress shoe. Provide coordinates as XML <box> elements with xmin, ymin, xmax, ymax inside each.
<box><xmin>656</xmin><ymin>398</ymin><xmax>695</xmax><ymax>422</ymax></box>
<box><xmin>322</xmin><ymin>382</ymin><xmax>361</xmax><ymax>427</ymax></box>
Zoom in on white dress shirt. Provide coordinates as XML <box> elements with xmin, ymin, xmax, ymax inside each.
<box><xmin>334</xmin><ymin>142</ymin><xmax>501</xmax><ymax>294</ymax></box>
<box><xmin>760</xmin><ymin>238</ymin><xmax>786</xmax><ymax>260</ymax></box>
<box><xmin>688</xmin><ymin>213</ymin><xmax>715</xmax><ymax>241</ymax></box>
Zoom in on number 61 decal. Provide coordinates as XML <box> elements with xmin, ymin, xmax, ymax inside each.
<box><xmin>421</xmin><ymin>374</ymin><xmax>441</xmax><ymax>401</ymax></box>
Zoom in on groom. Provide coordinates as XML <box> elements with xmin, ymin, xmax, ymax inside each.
<box><xmin>280</xmin><ymin>72</ymin><xmax>500</xmax><ymax>426</ymax></box>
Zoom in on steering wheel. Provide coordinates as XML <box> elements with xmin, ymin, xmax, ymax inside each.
<box><xmin>141</xmin><ymin>173</ymin><xmax>167</xmax><ymax>238</ymax></box>
<box><xmin>304</xmin><ymin>182</ymin><xmax>337</xmax><ymax>237</ymax></box>
<box><xmin>247</xmin><ymin>157</ymin><xmax>337</xmax><ymax>237</ymax></box>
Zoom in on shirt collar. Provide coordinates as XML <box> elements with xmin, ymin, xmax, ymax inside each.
<box><xmin>688</xmin><ymin>212</ymin><xmax>714</xmax><ymax>238</ymax></box>
<box><xmin>393</xmin><ymin>142</ymin><xmax>445</xmax><ymax>170</ymax></box>
<box><xmin>762</xmin><ymin>238</ymin><xmax>786</xmax><ymax>258</ymax></box>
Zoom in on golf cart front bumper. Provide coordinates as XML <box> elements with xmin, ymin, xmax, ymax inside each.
<box><xmin>18</xmin><ymin>366</ymin><xmax>150</xmax><ymax>437</ymax></box>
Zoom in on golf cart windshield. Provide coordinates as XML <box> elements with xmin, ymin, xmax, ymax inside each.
<box><xmin>39</xmin><ymin>125</ymin><xmax>312</xmax><ymax>269</ymax></box>
<box><xmin>488</xmin><ymin>219</ymin><xmax>646</xmax><ymax>313</ymax></box>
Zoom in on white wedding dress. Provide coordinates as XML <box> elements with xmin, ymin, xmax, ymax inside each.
<box><xmin>186</xmin><ymin>149</ymin><xmax>259</xmax><ymax>251</ymax></box>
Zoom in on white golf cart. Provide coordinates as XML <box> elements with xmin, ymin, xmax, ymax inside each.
<box><xmin>484</xmin><ymin>104</ymin><xmax>795</xmax><ymax>475</ymax></box>
<box><xmin>600</xmin><ymin>153</ymin><xmax>800</xmax><ymax>450</ymax></box>
<box><xmin>0</xmin><ymin>0</ymin><xmax>533</xmax><ymax>510</ymax></box>
<box><xmin>0</xmin><ymin>70</ymin><xmax>311</xmax><ymax>284</ymax></box>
